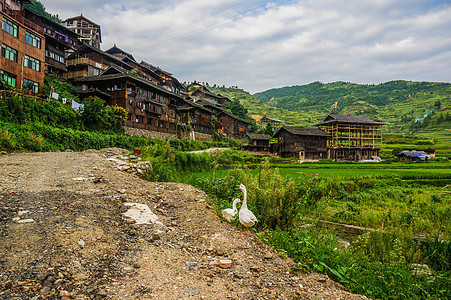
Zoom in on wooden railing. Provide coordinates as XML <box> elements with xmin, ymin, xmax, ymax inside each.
<box><xmin>1</xmin><ymin>5</ymin><xmax>44</xmax><ymax>35</ymax></box>
<box><xmin>66</xmin><ymin>58</ymin><xmax>107</xmax><ymax>70</ymax></box>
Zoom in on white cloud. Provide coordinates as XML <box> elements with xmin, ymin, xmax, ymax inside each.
<box><xmin>41</xmin><ymin>0</ymin><xmax>451</xmax><ymax>92</ymax></box>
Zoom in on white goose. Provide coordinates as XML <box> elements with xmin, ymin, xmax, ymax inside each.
<box><xmin>237</xmin><ymin>184</ymin><xmax>258</xmax><ymax>228</ymax></box>
<box><xmin>222</xmin><ymin>198</ymin><xmax>241</xmax><ymax>222</ymax></box>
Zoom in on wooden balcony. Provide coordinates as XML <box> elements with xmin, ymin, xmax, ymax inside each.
<box><xmin>1</xmin><ymin>4</ymin><xmax>44</xmax><ymax>35</ymax></box>
<box><xmin>66</xmin><ymin>58</ymin><xmax>107</xmax><ymax>70</ymax></box>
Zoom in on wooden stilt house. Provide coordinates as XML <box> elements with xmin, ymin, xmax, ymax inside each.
<box><xmin>313</xmin><ymin>114</ymin><xmax>388</xmax><ymax>161</ymax></box>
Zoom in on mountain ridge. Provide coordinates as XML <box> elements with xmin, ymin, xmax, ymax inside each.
<box><xmin>210</xmin><ymin>80</ymin><xmax>450</xmax><ymax>149</ymax></box>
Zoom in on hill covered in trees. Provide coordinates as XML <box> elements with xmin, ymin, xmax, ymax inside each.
<box><xmin>253</xmin><ymin>80</ymin><xmax>450</xmax><ymax>131</ymax></box>
<box><xmin>212</xmin><ymin>81</ymin><xmax>450</xmax><ymax>149</ymax></box>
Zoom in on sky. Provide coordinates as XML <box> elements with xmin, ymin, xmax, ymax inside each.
<box><xmin>40</xmin><ymin>0</ymin><xmax>451</xmax><ymax>93</ymax></box>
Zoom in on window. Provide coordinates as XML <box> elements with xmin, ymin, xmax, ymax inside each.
<box><xmin>54</xmin><ymin>31</ymin><xmax>68</xmax><ymax>42</ymax></box>
<box><xmin>23</xmin><ymin>79</ymin><xmax>39</xmax><ymax>94</ymax></box>
<box><xmin>2</xmin><ymin>18</ymin><xmax>18</xmax><ymax>37</ymax></box>
<box><xmin>1</xmin><ymin>70</ymin><xmax>16</xmax><ymax>87</ymax></box>
<box><xmin>25</xmin><ymin>31</ymin><xmax>41</xmax><ymax>48</ymax></box>
<box><xmin>24</xmin><ymin>55</ymin><xmax>40</xmax><ymax>71</ymax></box>
<box><xmin>1</xmin><ymin>44</ymin><xmax>18</xmax><ymax>62</ymax></box>
<box><xmin>46</xmin><ymin>50</ymin><xmax>65</xmax><ymax>63</ymax></box>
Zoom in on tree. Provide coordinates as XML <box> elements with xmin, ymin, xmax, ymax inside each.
<box><xmin>264</xmin><ymin>122</ymin><xmax>274</xmax><ymax>136</ymax></box>
<box><xmin>229</xmin><ymin>99</ymin><xmax>248</xmax><ymax>119</ymax></box>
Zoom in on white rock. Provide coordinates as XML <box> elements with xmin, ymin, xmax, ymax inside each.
<box><xmin>18</xmin><ymin>219</ymin><xmax>34</xmax><ymax>224</ymax></box>
<box><xmin>72</xmin><ymin>177</ymin><xmax>88</xmax><ymax>181</ymax></box>
<box><xmin>123</xmin><ymin>203</ymin><xmax>159</xmax><ymax>225</ymax></box>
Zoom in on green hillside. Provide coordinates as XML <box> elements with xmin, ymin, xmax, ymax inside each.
<box><xmin>253</xmin><ymin>80</ymin><xmax>450</xmax><ymax>133</ymax></box>
<box><xmin>209</xmin><ymin>87</ymin><xmax>313</xmax><ymax>126</ymax></box>
<box><xmin>211</xmin><ymin>81</ymin><xmax>450</xmax><ymax>156</ymax></box>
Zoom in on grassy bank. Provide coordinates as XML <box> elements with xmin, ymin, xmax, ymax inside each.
<box><xmin>183</xmin><ymin>162</ymin><xmax>450</xmax><ymax>300</ymax></box>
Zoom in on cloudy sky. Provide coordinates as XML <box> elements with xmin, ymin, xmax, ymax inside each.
<box><xmin>41</xmin><ymin>0</ymin><xmax>451</xmax><ymax>93</ymax></box>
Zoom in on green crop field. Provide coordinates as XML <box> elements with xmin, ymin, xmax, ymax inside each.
<box><xmin>182</xmin><ymin>162</ymin><xmax>451</xmax><ymax>186</ymax></box>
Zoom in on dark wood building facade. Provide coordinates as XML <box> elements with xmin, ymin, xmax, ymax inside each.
<box><xmin>215</xmin><ymin>110</ymin><xmax>251</xmax><ymax>139</ymax></box>
<box><xmin>260</xmin><ymin>116</ymin><xmax>284</xmax><ymax>132</ymax></box>
<box><xmin>189</xmin><ymin>84</ymin><xmax>231</xmax><ymax>106</ymax></box>
<box><xmin>140</xmin><ymin>60</ymin><xmax>185</xmax><ymax>95</ymax></box>
<box><xmin>24</xmin><ymin>7</ymin><xmax>80</xmax><ymax>74</ymax></box>
<box><xmin>244</xmin><ymin>133</ymin><xmax>272</xmax><ymax>152</ymax></box>
<box><xmin>63</xmin><ymin>14</ymin><xmax>101</xmax><ymax>49</ymax></box>
<box><xmin>176</xmin><ymin>97</ymin><xmax>213</xmax><ymax>135</ymax></box>
<box><xmin>1</xmin><ymin>0</ymin><xmax>45</xmax><ymax>94</ymax></box>
<box><xmin>273</xmin><ymin>126</ymin><xmax>330</xmax><ymax>161</ymax></box>
<box><xmin>72</xmin><ymin>69</ymin><xmax>184</xmax><ymax>134</ymax></box>
<box><xmin>65</xmin><ymin>43</ymin><xmax>133</xmax><ymax>79</ymax></box>
<box><xmin>314</xmin><ymin>114</ymin><xmax>388</xmax><ymax>161</ymax></box>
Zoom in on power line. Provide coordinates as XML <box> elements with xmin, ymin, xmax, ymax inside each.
<box><xmin>145</xmin><ymin>0</ymin><xmax>251</xmax><ymax>42</ymax></box>
<box><xmin>135</xmin><ymin>0</ymin><xmax>294</xmax><ymax>50</ymax></box>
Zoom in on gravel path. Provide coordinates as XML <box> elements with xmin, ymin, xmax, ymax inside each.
<box><xmin>0</xmin><ymin>149</ymin><xmax>369</xmax><ymax>300</ymax></box>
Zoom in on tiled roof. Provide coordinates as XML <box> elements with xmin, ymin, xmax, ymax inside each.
<box><xmin>73</xmin><ymin>73</ymin><xmax>183</xmax><ymax>99</ymax></box>
<box><xmin>140</xmin><ymin>61</ymin><xmax>172</xmax><ymax>76</ymax></box>
<box><xmin>314</xmin><ymin>114</ymin><xmax>388</xmax><ymax>126</ymax></box>
<box><xmin>261</xmin><ymin>116</ymin><xmax>284</xmax><ymax>123</ymax></box>
<box><xmin>274</xmin><ymin>126</ymin><xmax>330</xmax><ymax>137</ymax></box>
<box><xmin>179</xmin><ymin>97</ymin><xmax>214</xmax><ymax>114</ymax></box>
<box><xmin>217</xmin><ymin>110</ymin><xmax>252</xmax><ymax>124</ymax></box>
<box><xmin>399</xmin><ymin>151</ymin><xmax>428</xmax><ymax>158</ymax></box>
<box><xmin>246</xmin><ymin>133</ymin><xmax>272</xmax><ymax>140</ymax></box>
<box><xmin>68</xmin><ymin>43</ymin><xmax>134</xmax><ymax>71</ymax></box>
<box><xmin>105</xmin><ymin>45</ymin><xmax>136</xmax><ymax>62</ymax></box>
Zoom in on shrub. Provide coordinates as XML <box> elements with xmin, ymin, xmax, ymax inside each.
<box><xmin>0</xmin><ymin>129</ymin><xmax>16</xmax><ymax>151</ymax></box>
<box><xmin>196</xmin><ymin>165</ymin><xmax>302</xmax><ymax>229</ymax></box>
<box><xmin>21</xmin><ymin>130</ymin><xmax>44</xmax><ymax>152</ymax></box>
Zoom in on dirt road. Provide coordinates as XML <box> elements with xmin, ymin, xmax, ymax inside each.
<box><xmin>0</xmin><ymin>149</ymin><xmax>368</xmax><ymax>299</ymax></box>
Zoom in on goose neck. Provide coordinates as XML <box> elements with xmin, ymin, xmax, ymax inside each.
<box><xmin>242</xmin><ymin>188</ymin><xmax>248</xmax><ymax>209</ymax></box>
<box><xmin>232</xmin><ymin>199</ymin><xmax>239</xmax><ymax>210</ymax></box>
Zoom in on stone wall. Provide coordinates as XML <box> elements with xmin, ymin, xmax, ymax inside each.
<box><xmin>194</xmin><ymin>132</ymin><xmax>213</xmax><ymax>142</ymax></box>
<box><xmin>124</xmin><ymin>127</ymin><xmax>177</xmax><ymax>140</ymax></box>
<box><xmin>124</xmin><ymin>127</ymin><xmax>212</xmax><ymax>142</ymax></box>
<box><xmin>178</xmin><ymin>130</ymin><xmax>213</xmax><ymax>142</ymax></box>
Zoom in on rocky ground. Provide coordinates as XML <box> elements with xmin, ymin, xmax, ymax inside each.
<box><xmin>0</xmin><ymin>149</ymin><xmax>369</xmax><ymax>300</ymax></box>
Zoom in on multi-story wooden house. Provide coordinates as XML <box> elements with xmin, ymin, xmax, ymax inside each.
<box><xmin>65</xmin><ymin>43</ymin><xmax>133</xmax><ymax>79</ymax></box>
<box><xmin>24</xmin><ymin>7</ymin><xmax>80</xmax><ymax>74</ymax></box>
<box><xmin>260</xmin><ymin>116</ymin><xmax>284</xmax><ymax>132</ymax></box>
<box><xmin>63</xmin><ymin>14</ymin><xmax>101</xmax><ymax>49</ymax></box>
<box><xmin>140</xmin><ymin>60</ymin><xmax>185</xmax><ymax>95</ymax></box>
<box><xmin>215</xmin><ymin>110</ymin><xmax>250</xmax><ymax>139</ymax></box>
<box><xmin>72</xmin><ymin>66</ymin><xmax>185</xmax><ymax>134</ymax></box>
<box><xmin>177</xmin><ymin>96</ymin><xmax>213</xmax><ymax>135</ymax></box>
<box><xmin>1</xmin><ymin>0</ymin><xmax>45</xmax><ymax>94</ymax></box>
<box><xmin>192</xmin><ymin>97</ymin><xmax>250</xmax><ymax>139</ymax></box>
<box><xmin>188</xmin><ymin>83</ymin><xmax>231</xmax><ymax>107</ymax></box>
<box><xmin>244</xmin><ymin>133</ymin><xmax>272</xmax><ymax>152</ymax></box>
<box><xmin>313</xmin><ymin>113</ymin><xmax>388</xmax><ymax>161</ymax></box>
<box><xmin>273</xmin><ymin>126</ymin><xmax>330</xmax><ymax>161</ymax></box>
<box><xmin>104</xmin><ymin>46</ymin><xmax>163</xmax><ymax>86</ymax></box>
<box><xmin>191</xmin><ymin>88</ymin><xmax>231</xmax><ymax>106</ymax></box>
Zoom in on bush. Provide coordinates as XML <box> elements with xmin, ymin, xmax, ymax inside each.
<box><xmin>196</xmin><ymin>165</ymin><xmax>302</xmax><ymax>229</ymax></box>
<box><xmin>259</xmin><ymin>227</ymin><xmax>450</xmax><ymax>300</ymax></box>
<box><xmin>0</xmin><ymin>129</ymin><xmax>16</xmax><ymax>151</ymax></box>
<box><xmin>21</xmin><ymin>130</ymin><xmax>44</xmax><ymax>152</ymax></box>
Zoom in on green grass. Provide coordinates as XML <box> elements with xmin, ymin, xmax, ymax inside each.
<box><xmin>182</xmin><ymin>162</ymin><xmax>451</xmax><ymax>185</ymax></box>
<box><xmin>190</xmin><ymin>163</ymin><xmax>450</xmax><ymax>300</ymax></box>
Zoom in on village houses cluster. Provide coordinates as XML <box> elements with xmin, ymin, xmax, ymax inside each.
<box><xmin>1</xmin><ymin>0</ymin><xmax>391</xmax><ymax>161</ymax></box>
